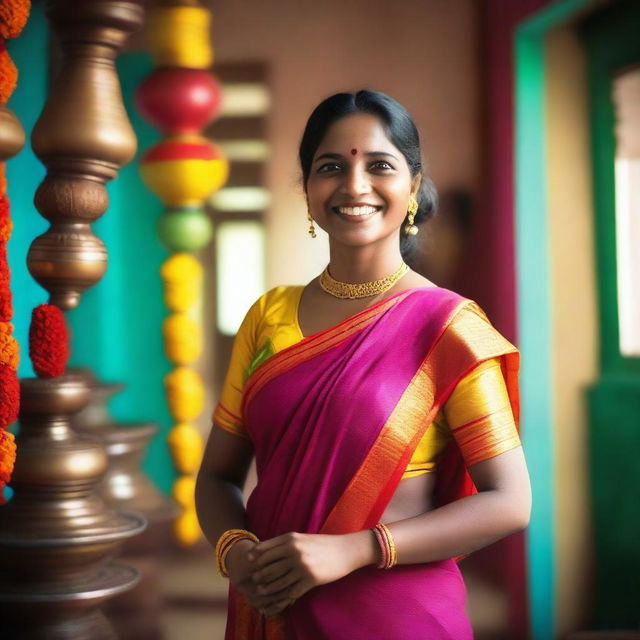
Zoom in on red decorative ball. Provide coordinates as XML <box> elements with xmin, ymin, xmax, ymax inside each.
<box><xmin>136</xmin><ymin>68</ymin><xmax>222</xmax><ymax>134</ymax></box>
<box><xmin>0</xmin><ymin>363</ymin><xmax>19</xmax><ymax>427</ymax></box>
<box><xmin>29</xmin><ymin>304</ymin><xmax>69</xmax><ymax>378</ymax></box>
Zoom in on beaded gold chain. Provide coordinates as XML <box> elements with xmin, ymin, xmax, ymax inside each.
<box><xmin>319</xmin><ymin>262</ymin><xmax>409</xmax><ymax>299</ymax></box>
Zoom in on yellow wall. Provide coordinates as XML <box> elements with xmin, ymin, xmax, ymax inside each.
<box><xmin>545</xmin><ymin>26</ymin><xmax>598</xmax><ymax>636</ymax></box>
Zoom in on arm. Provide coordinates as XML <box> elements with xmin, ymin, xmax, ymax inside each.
<box><xmin>195</xmin><ymin>424</ymin><xmax>287</xmax><ymax>611</ymax></box>
<box><xmin>250</xmin><ymin>358</ymin><xmax>530</xmax><ymax>614</ymax></box>
<box><xmin>250</xmin><ymin>446</ymin><xmax>530</xmax><ymax>617</ymax></box>
<box><xmin>351</xmin><ymin>444</ymin><xmax>531</xmax><ymax>565</ymax></box>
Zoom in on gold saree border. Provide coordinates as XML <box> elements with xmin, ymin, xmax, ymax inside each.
<box><xmin>241</xmin><ymin>290</ymin><xmax>412</xmax><ymax>413</ymax></box>
<box><xmin>319</xmin><ymin>301</ymin><xmax>520</xmax><ymax>535</ymax></box>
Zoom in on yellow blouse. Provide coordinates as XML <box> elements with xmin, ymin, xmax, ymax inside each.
<box><xmin>213</xmin><ymin>286</ymin><xmax>520</xmax><ymax>478</ymax></box>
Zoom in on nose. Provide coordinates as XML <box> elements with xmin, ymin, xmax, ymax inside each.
<box><xmin>339</xmin><ymin>164</ymin><xmax>371</xmax><ymax>197</ymax></box>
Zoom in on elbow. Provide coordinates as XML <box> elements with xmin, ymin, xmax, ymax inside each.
<box><xmin>508</xmin><ymin>488</ymin><xmax>532</xmax><ymax>532</ymax></box>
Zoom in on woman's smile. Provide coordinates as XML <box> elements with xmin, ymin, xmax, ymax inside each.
<box><xmin>331</xmin><ymin>203</ymin><xmax>383</xmax><ymax>222</ymax></box>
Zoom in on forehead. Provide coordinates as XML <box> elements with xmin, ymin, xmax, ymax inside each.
<box><xmin>314</xmin><ymin>112</ymin><xmax>396</xmax><ymax>156</ymax></box>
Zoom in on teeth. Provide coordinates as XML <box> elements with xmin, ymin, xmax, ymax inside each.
<box><xmin>337</xmin><ymin>206</ymin><xmax>378</xmax><ymax>216</ymax></box>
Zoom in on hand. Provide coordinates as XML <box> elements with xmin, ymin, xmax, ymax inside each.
<box><xmin>226</xmin><ymin>538</ymin><xmax>287</xmax><ymax>614</ymax></box>
<box><xmin>248</xmin><ymin>531</ymin><xmax>374</xmax><ymax>616</ymax></box>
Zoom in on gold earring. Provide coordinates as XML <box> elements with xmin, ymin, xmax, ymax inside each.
<box><xmin>307</xmin><ymin>211</ymin><xmax>317</xmax><ymax>238</ymax></box>
<box><xmin>404</xmin><ymin>196</ymin><xmax>419</xmax><ymax>236</ymax></box>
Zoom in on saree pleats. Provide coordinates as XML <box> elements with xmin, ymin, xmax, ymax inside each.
<box><xmin>225</xmin><ymin>287</ymin><xmax>519</xmax><ymax>639</ymax></box>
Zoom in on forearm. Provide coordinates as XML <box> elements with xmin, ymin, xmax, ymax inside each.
<box><xmin>194</xmin><ymin>471</ymin><xmax>249</xmax><ymax>550</ymax></box>
<box><xmin>349</xmin><ymin>489</ymin><xmax>530</xmax><ymax>570</ymax></box>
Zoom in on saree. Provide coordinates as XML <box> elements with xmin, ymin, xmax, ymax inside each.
<box><xmin>225</xmin><ymin>286</ymin><xmax>519</xmax><ymax>640</ymax></box>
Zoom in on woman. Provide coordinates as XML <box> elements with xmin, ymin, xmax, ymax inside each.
<box><xmin>195</xmin><ymin>90</ymin><xmax>531</xmax><ymax>639</ymax></box>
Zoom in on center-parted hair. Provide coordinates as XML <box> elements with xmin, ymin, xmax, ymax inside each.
<box><xmin>298</xmin><ymin>90</ymin><xmax>438</xmax><ymax>260</ymax></box>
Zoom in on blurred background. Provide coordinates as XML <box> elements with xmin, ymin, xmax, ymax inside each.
<box><xmin>3</xmin><ymin>0</ymin><xmax>639</xmax><ymax>638</ymax></box>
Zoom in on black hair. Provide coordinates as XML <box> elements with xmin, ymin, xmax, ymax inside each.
<box><xmin>298</xmin><ymin>90</ymin><xmax>438</xmax><ymax>261</ymax></box>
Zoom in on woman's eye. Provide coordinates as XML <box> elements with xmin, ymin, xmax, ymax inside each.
<box><xmin>370</xmin><ymin>161</ymin><xmax>393</xmax><ymax>171</ymax></box>
<box><xmin>317</xmin><ymin>162</ymin><xmax>342</xmax><ymax>173</ymax></box>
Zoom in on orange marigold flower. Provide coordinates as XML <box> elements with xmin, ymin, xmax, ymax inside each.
<box><xmin>0</xmin><ymin>50</ymin><xmax>17</xmax><ymax>105</ymax></box>
<box><xmin>0</xmin><ymin>245</ymin><xmax>12</xmax><ymax>323</ymax></box>
<box><xmin>0</xmin><ymin>321</ymin><xmax>18</xmax><ymax>369</ymax></box>
<box><xmin>0</xmin><ymin>363</ymin><xmax>19</xmax><ymax>427</ymax></box>
<box><xmin>0</xmin><ymin>0</ymin><xmax>31</xmax><ymax>39</ymax></box>
<box><xmin>0</xmin><ymin>164</ymin><xmax>6</xmax><ymax>196</ymax></box>
<box><xmin>0</xmin><ymin>429</ymin><xmax>16</xmax><ymax>486</ymax></box>
<box><xmin>0</xmin><ymin>194</ymin><xmax>12</xmax><ymax>242</ymax></box>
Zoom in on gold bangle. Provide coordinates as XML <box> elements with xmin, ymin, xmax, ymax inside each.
<box><xmin>215</xmin><ymin>528</ymin><xmax>259</xmax><ymax>577</ymax></box>
<box><xmin>374</xmin><ymin>522</ymin><xmax>397</xmax><ymax>569</ymax></box>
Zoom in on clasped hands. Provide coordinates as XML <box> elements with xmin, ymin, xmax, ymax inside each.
<box><xmin>226</xmin><ymin>531</ymin><xmax>374</xmax><ymax>617</ymax></box>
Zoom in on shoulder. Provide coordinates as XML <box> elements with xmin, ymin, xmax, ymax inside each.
<box><xmin>242</xmin><ymin>285</ymin><xmax>304</xmax><ymax>326</ymax></box>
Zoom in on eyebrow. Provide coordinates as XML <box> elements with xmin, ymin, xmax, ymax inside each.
<box><xmin>313</xmin><ymin>151</ymin><xmax>399</xmax><ymax>163</ymax></box>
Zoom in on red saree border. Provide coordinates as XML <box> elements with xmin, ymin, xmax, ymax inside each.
<box><xmin>319</xmin><ymin>300</ymin><xmax>519</xmax><ymax>535</ymax></box>
<box><xmin>241</xmin><ymin>288</ymin><xmax>420</xmax><ymax>414</ymax></box>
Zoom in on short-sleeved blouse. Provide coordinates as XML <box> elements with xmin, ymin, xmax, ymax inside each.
<box><xmin>213</xmin><ymin>286</ymin><xmax>520</xmax><ymax>478</ymax></box>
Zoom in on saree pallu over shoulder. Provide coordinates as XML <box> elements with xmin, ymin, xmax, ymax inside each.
<box><xmin>228</xmin><ymin>287</ymin><xmax>519</xmax><ymax>640</ymax></box>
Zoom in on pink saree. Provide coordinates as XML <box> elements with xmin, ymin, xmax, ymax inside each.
<box><xmin>225</xmin><ymin>286</ymin><xmax>519</xmax><ymax>640</ymax></box>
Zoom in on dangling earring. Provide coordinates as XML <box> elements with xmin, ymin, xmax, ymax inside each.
<box><xmin>404</xmin><ymin>196</ymin><xmax>419</xmax><ymax>236</ymax></box>
<box><xmin>307</xmin><ymin>210</ymin><xmax>317</xmax><ymax>238</ymax></box>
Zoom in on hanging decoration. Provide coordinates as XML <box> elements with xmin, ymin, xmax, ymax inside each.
<box><xmin>0</xmin><ymin>0</ymin><xmax>31</xmax><ymax>503</ymax></box>
<box><xmin>136</xmin><ymin>1</ymin><xmax>228</xmax><ymax>546</ymax></box>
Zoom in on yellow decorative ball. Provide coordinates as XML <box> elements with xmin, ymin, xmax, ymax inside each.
<box><xmin>140</xmin><ymin>137</ymin><xmax>228</xmax><ymax>207</ymax></box>
<box><xmin>174</xmin><ymin>508</ymin><xmax>202</xmax><ymax>547</ymax></box>
<box><xmin>172</xmin><ymin>474</ymin><xmax>197</xmax><ymax>509</ymax></box>
<box><xmin>168</xmin><ymin>422</ymin><xmax>204</xmax><ymax>474</ymax></box>
<box><xmin>164</xmin><ymin>313</ymin><xmax>202</xmax><ymax>365</ymax></box>
<box><xmin>148</xmin><ymin>7</ymin><xmax>213</xmax><ymax>69</ymax></box>
<box><xmin>161</xmin><ymin>253</ymin><xmax>203</xmax><ymax>312</ymax></box>
<box><xmin>165</xmin><ymin>366</ymin><xmax>205</xmax><ymax>422</ymax></box>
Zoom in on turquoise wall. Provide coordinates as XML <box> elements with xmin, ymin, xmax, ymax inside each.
<box><xmin>67</xmin><ymin>53</ymin><xmax>174</xmax><ymax>495</ymax></box>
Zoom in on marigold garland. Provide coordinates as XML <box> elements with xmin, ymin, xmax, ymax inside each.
<box><xmin>0</xmin><ymin>0</ymin><xmax>30</xmax><ymax>501</ymax></box>
<box><xmin>29</xmin><ymin>304</ymin><xmax>69</xmax><ymax>378</ymax></box>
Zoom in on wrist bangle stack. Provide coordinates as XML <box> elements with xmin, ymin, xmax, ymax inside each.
<box><xmin>372</xmin><ymin>522</ymin><xmax>397</xmax><ymax>569</ymax></box>
<box><xmin>215</xmin><ymin>528</ymin><xmax>259</xmax><ymax>577</ymax></box>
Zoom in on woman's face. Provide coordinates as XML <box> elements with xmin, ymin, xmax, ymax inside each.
<box><xmin>305</xmin><ymin>112</ymin><xmax>419</xmax><ymax>249</ymax></box>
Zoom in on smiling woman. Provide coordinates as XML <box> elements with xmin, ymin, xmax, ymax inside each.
<box><xmin>196</xmin><ymin>90</ymin><xmax>530</xmax><ymax>640</ymax></box>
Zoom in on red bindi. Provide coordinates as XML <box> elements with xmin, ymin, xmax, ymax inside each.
<box><xmin>351</xmin><ymin>148</ymin><xmax>357</xmax><ymax>155</ymax></box>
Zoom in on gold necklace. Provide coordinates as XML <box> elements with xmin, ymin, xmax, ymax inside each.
<box><xmin>319</xmin><ymin>262</ymin><xmax>409</xmax><ymax>299</ymax></box>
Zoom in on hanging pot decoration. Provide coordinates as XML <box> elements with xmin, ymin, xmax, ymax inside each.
<box><xmin>136</xmin><ymin>0</ymin><xmax>228</xmax><ymax>546</ymax></box>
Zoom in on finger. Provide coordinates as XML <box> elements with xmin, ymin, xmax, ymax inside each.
<box><xmin>251</xmin><ymin>531</ymin><xmax>300</xmax><ymax>557</ymax></box>
<box><xmin>250</xmin><ymin>543</ymin><xmax>292</xmax><ymax>575</ymax></box>
<box><xmin>256</xmin><ymin>569</ymin><xmax>299</xmax><ymax>597</ymax></box>
<box><xmin>259</xmin><ymin>597</ymin><xmax>295</xmax><ymax>618</ymax></box>
<box><xmin>287</xmin><ymin>577</ymin><xmax>314</xmax><ymax>601</ymax></box>
<box><xmin>252</xmin><ymin>558</ymin><xmax>292</xmax><ymax>586</ymax></box>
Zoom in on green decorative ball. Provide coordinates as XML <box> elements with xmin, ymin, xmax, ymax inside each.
<box><xmin>158</xmin><ymin>208</ymin><xmax>213</xmax><ymax>252</ymax></box>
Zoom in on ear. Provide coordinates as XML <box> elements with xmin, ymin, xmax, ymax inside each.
<box><xmin>410</xmin><ymin>174</ymin><xmax>422</xmax><ymax>198</ymax></box>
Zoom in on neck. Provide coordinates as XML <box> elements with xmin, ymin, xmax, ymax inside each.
<box><xmin>327</xmin><ymin>239</ymin><xmax>405</xmax><ymax>283</ymax></box>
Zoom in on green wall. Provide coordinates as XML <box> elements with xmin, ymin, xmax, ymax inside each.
<box><xmin>581</xmin><ymin>0</ymin><xmax>640</xmax><ymax>627</ymax></box>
